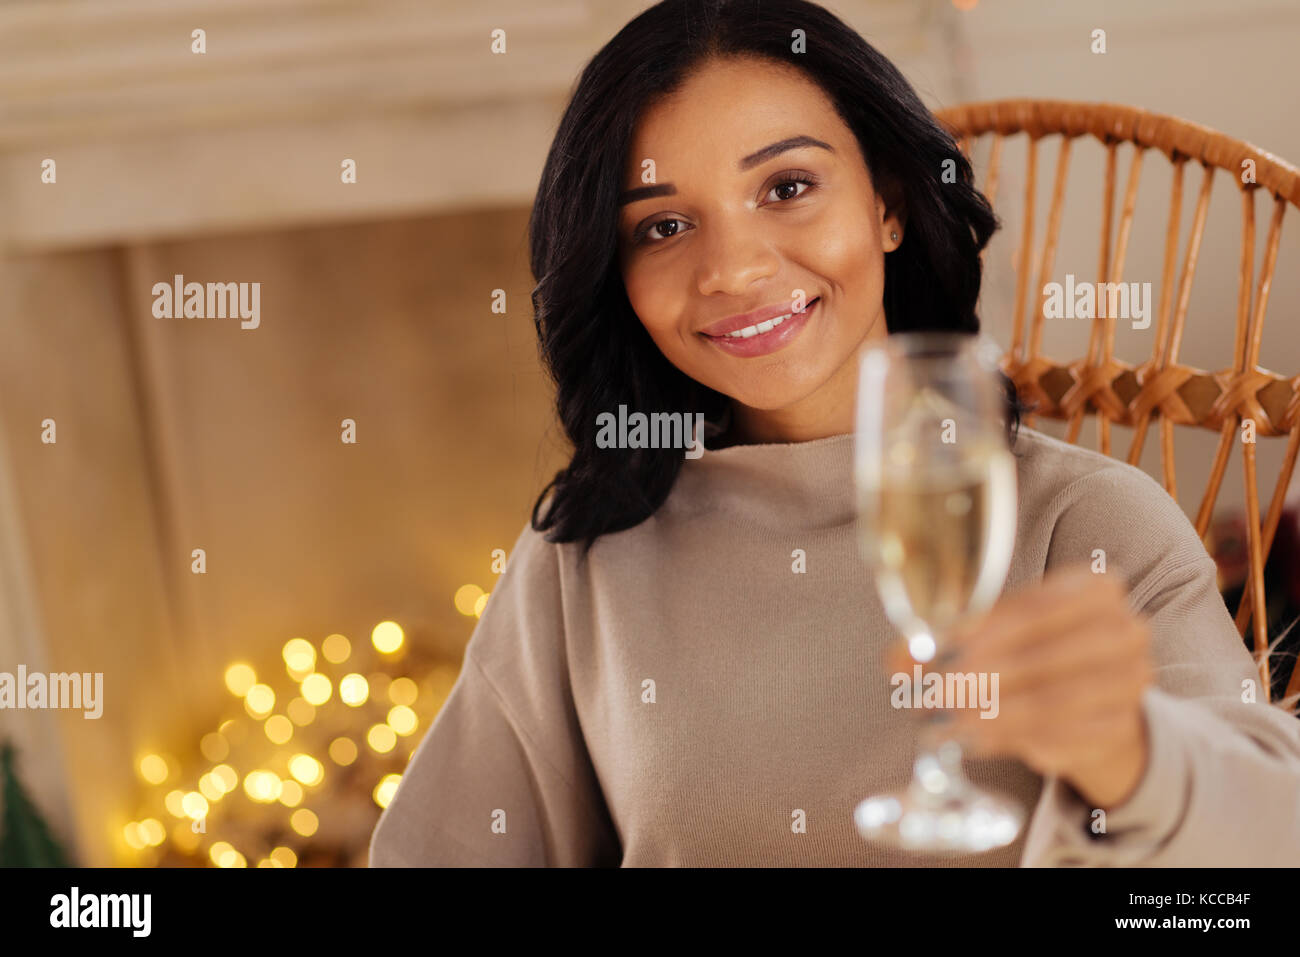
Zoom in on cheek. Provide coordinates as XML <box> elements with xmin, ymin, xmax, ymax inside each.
<box><xmin>807</xmin><ymin>210</ymin><xmax>881</xmax><ymax>295</ymax></box>
<box><xmin>623</xmin><ymin>265</ymin><xmax>686</xmax><ymax>343</ymax></box>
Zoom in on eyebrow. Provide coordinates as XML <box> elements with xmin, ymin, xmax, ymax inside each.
<box><xmin>617</xmin><ymin>135</ymin><xmax>834</xmax><ymax>206</ymax></box>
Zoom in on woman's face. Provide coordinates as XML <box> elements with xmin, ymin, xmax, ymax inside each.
<box><xmin>616</xmin><ymin>56</ymin><xmax>904</xmax><ymax>443</ymax></box>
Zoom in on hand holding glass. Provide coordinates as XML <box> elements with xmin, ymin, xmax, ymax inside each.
<box><xmin>853</xmin><ymin>331</ymin><xmax>1023</xmax><ymax>853</ymax></box>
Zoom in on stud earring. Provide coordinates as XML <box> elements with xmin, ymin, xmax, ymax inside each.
<box><xmin>891</xmin><ymin>231</ymin><xmax>899</xmax><ymax>242</ymax></box>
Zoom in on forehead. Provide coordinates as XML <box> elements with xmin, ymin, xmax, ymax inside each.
<box><xmin>625</xmin><ymin>58</ymin><xmax>843</xmax><ymax>171</ymax></box>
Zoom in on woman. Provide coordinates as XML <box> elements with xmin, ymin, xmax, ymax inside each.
<box><xmin>371</xmin><ymin>0</ymin><xmax>1300</xmax><ymax>866</ymax></box>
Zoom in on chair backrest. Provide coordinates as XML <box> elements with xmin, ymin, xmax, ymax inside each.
<box><xmin>935</xmin><ymin>100</ymin><xmax>1300</xmax><ymax>707</ymax></box>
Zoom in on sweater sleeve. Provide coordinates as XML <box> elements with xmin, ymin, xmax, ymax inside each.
<box><xmin>1018</xmin><ymin>465</ymin><xmax>1300</xmax><ymax>867</ymax></box>
<box><xmin>368</xmin><ymin>522</ymin><xmax>622</xmax><ymax>867</ymax></box>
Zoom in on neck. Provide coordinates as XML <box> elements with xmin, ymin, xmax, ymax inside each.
<box><xmin>728</xmin><ymin>399</ymin><xmax>852</xmax><ymax>444</ymax></box>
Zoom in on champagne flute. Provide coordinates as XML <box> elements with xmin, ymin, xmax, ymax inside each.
<box><xmin>852</xmin><ymin>331</ymin><xmax>1023</xmax><ymax>853</ymax></box>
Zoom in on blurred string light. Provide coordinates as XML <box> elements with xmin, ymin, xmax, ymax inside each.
<box><xmin>264</xmin><ymin>715</ymin><xmax>293</xmax><ymax>744</ymax></box>
<box><xmin>199</xmin><ymin>733</ymin><xmax>228</xmax><ymax>762</ymax></box>
<box><xmin>120</xmin><ymin>616</ymin><xmax>471</xmax><ymax>867</ymax></box>
<box><xmin>373</xmin><ymin>774</ymin><xmax>402</xmax><ymax>809</ymax></box>
<box><xmin>244</xmin><ymin>683</ymin><xmax>275</xmax><ymax>719</ymax></box>
<box><xmin>300</xmin><ymin>673</ymin><xmax>332</xmax><ymax>706</ymax></box>
<box><xmin>453</xmin><ymin>585</ymin><xmax>482</xmax><ymax>617</ymax></box>
<box><xmin>371</xmin><ymin>621</ymin><xmax>403</xmax><ymax>655</ymax></box>
<box><xmin>137</xmin><ymin>753</ymin><xmax>169</xmax><ymax>785</ymax></box>
<box><xmin>454</xmin><ymin>584</ymin><xmax>493</xmax><ymax>618</ymax></box>
<box><xmin>282</xmin><ymin>638</ymin><xmax>316</xmax><ymax>679</ymax></box>
<box><xmin>339</xmin><ymin>673</ymin><xmax>368</xmax><ymax>706</ymax></box>
<box><xmin>329</xmin><ymin>737</ymin><xmax>358</xmax><ymax>766</ymax></box>
<box><xmin>224</xmin><ymin>663</ymin><xmax>256</xmax><ymax>696</ymax></box>
<box><xmin>322</xmin><ymin>633</ymin><xmax>350</xmax><ymax>664</ymax></box>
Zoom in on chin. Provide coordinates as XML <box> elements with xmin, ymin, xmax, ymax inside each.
<box><xmin>728</xmin><ymin>377</ymin><xmax>828</xmax><ymax>412</ymax></box>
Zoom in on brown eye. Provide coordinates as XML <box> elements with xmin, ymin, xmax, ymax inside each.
<box><xmin>652</xmin><ymin>220</ymin><xmax>681</xmax><ymax>239</ymax></box>
<box><xmin>766</xmin><ymin>175</ymin><xmax>816</xmax><ymax>203</ymax></box>
<box><xmin>636</xmin><ymin>217</ymin><xmax>688</xmax><ymax>245</ymax></box>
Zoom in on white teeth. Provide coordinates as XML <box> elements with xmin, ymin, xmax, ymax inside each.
<box><xmin>725</xmin><ymin>313</ymin><xmax>788</xmax><ymax>338</ymax></box>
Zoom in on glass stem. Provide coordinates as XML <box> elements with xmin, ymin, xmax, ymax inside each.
<box><xmin>911</xmin><ymin>708</ymin><xmax>970</xmax><ymax>804</ymax></box>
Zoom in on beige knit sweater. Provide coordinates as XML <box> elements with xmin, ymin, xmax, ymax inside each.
<box><xmin>369</xmin><ymin>425</ymin><xmax>1300</xmax><ymax>866</ymax></box>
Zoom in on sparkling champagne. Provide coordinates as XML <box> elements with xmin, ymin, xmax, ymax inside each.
<box><xmin>859</xmin><ymin>443</ymin><xmax>1016</xmax><ymax>642</ymax></box>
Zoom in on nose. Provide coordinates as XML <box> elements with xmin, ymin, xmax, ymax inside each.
<box><xmin>694</xmin><ymin>216</ymin><xmax>781</xmax><ymax>298</ymax></box>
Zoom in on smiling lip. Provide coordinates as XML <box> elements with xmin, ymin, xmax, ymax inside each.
<box><xmin>699</xmin><ymin>297</ymin><xmax>819</xmax><ymax>358</ymax></box>
<box><xmin>699</xmin><ymin>297</ymin><xmax>819</xmax><ymax>337</ymax></box>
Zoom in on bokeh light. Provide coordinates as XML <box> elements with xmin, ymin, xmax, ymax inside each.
<box><xmin>199</xmin><ymin>732</ymin><xmax>229</xmax><ymax>763</ymax></box>
<box><xmin>322</xmin><ymin>633</ymin><xmax>351</xmax><ymax>664</ymax></box>
<box><xmin>290</xmin><ymin>808</ymin><xmax>318</xmax><ymax>837</ymax></box>
<box><xmin>371</xmin><ymin>621</ymin><xmax>404</xmax><ymax>654</ymax></box>
<box><xmin>453</xmin><ymin>584</ymin><xmax>484</xmax><ymax>616</ymax></box>
<box><xmin>289</xmin><ymin>754</ymin><xmax>325</xmax><ymax>787</ymax></box>
<box><xmin>367</xmin><ymin>723</ymin><xmax>397</xmax><ymax>754</ymax></box>
<box><xmin>281</xmin><ymin>637</ymin><xmax>317</xmax><ymax>679</ymax></box>
<box><xmin>212</xmin><ymin>765</ymin><xmax>238</xmax><ymax>792</ymax></box>
<box><xmin>388</xmin><ymin>677</ymin><xmax>418</xmax><ymax>706</ymax></box>
<box><xmin>373</xmin><ymin>774</ymin><xmax>402</xmax><ymax>809</ymax></box>
<box><xmin>329</xmin><ymin>737</ymin><xmax>358</xmax><ymax>766</ymax></box>
<box><xmin>139</xmin><ymin>818</ymin><xmax>165</xmax><ymax>846</ymax></box>
<box><xmin>198</xmin><ymin>772</ymin><xmax>224</xmax><ymax>803</ymax></box>
<box><xmin>387</xmin><ymin>705</ymin><xmax>417</xmax><ymax>736</ymax></box>
<box><xmin>278</xmin><ymin>780</ymin><xmax>304</xmax><ymax>807</ymax></box>
<box><xmin>224</xmin><ymin>663</ymin><xmax>256</xmax><ymax>696</ymax></box>
<box><xmin>181</xmin><ymin>791</ymin><xmax>209</xmax><ymax>820</ymax></box>
<box><xmin>243</xmin><ymin>770</ymin><xmax>282</xmax><ymax>803</ymax></box>
<box><xmin>286</xmin><ymin>697</ymin><xmax>317</xmax><ymax>726</ymax></box>
<box><xmin>123</xmin><ymin>822</ymin><xmax>145</xmax><ymax>850</ymax></box>
<box><xmin>270</xmin><ymin>846</ymin><xmax>298</xmax><ymax>868</ymax></box>
<box><xmin>264</xmin><ymin>714</ymin><xmax>293</xmax><ymax>744</ymax></box>
<box><xmin>339</xmin><ymin>673</ymin><xmax>369</xmax><ymax>707</ymax></box>
<box><xmin>128</xmin><ymin>622</ymin><xmax>463</xmax><ymax>867</ymax></box>
<box><xmin>244</xmin><ymin>683</ymin><xmax>275</xmax><ymax>718</ymax></box>
<box><xmin>138</xmin><ymin>754</ymin><xmax>169</xmax><ymax>785</ymax></box>
<box><xmin>300</xmin><ymin>673</ymin><xmax>332</xmax><ymax>706</ymax></box>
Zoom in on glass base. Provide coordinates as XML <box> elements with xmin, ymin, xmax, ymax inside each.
<box><xmin>854</xmin><ymin>743</ymin><xmax>1024</xmax><ymax>853</ymax></box>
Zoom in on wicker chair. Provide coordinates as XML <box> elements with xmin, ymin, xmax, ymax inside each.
<box><xmin>935</xmin><ymin>100</ymin><xmax>1300</xmax><ymax>707</ymax></box>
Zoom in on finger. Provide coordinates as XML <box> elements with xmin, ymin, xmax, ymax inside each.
<box><xmin>964</xmin><ymin>616</ymin><xmax>1149</xmax><ymax>699</ymax></box>
<box><xmin>1018</xmin><ymin>708</ymin><xmax>1146</xmax><ymax>777</ymax></box>
<box><xmin>978</xmin><ymin>656</ymin><xmax>1150</xmax><ymax>727</ymax></box>
<box><xmin>954</xmin><ymin>663</ymin><xmax>1150</xmax><ymax>751</ymax></box>
<box><xmin>950</xmin><ymin>571</ymin><xmax>1130</xmax><ymax>660</ymax></box>
<box><xmin>968</xmin><ymin>700</ymin><xmax>1143</xmax><ymax>775</ymax></box>
<box><xmin>952</xmin><ymin>643</ymin><xmax>1152</xmax><ymax>725</ymax></box>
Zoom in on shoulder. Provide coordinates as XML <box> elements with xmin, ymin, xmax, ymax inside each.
<box><xmin>1014</xmin><ymin>425</ymin><xmax>1182</xmax><ymax>520</ymax></box>
<box><xmin>462</xmin><ymin>518</ymin><xmax>567</xmax><ymax>669</ymax></box>
<box><xmin>1013</xmin><ymin>426</ymin><xmax>1216</xmax><ymax>599</ymax></box>
<box><xmin>498</xmin><ymin>517</ymin><xmax>563</xmax><ymax>584</ymax></box>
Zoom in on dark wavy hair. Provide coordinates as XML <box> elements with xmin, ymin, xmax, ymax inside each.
<box><xmin>528</xmin><ymin>0</ymin><xmax>1031</xmax><ymax>556</ymax></box>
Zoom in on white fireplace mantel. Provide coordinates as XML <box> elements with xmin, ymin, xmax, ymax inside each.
<box><xmin>1</xmin><ymin>0</ymin><xmax>1293</xmax><ymax>251</ymax></box>
<box><xmin>0</xmin><ymin>0</ymin><xmax>966</xmax><ymax>252</ymax></box>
